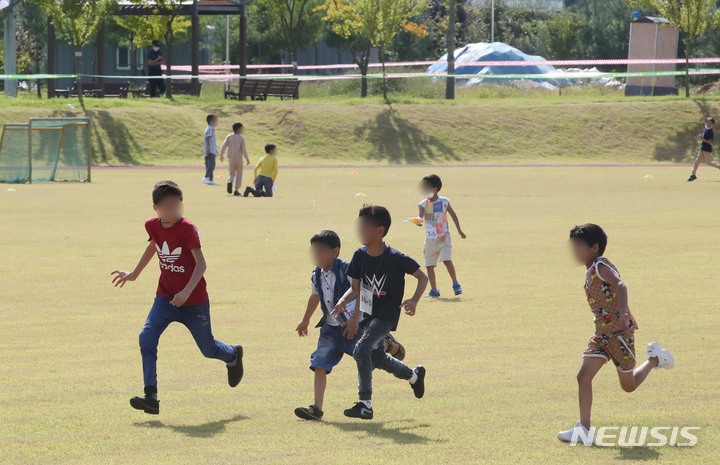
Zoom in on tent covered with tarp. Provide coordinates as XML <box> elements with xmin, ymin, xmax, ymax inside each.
<box><xmin>428</xmin><ymin>42</ymin><xmax>566</xmax><ymax>88</ymax></box>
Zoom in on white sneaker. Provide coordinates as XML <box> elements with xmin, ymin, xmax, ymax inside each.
<box><xmin>201</xmin><ymin>177</ymin><xmax>209</xmax><ymax>184</ymax></box>
<box><xmin>557</xmin><ymin>421</ymin><xmax>594</xmax><ymax>445</ymax></box>
<box><xmin>647</xmin><ymin>342</ymin><xmax>674</xmax><ymax>369</ymax></box>
<box><xmin>208</xmin><ymin>180</ymin><xmax>219</xmax><ymax>186</ymax></box>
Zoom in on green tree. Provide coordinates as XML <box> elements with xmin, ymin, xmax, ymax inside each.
<box><xmin>116</xmin><ymin>0</ymin><xmax>192</xmax><ymax>98</ymax></box>
<box><xmin>319</xmin><ymin>0</ymin><xmax>426</xmax><ymax>100</ymax></box>
<box><xmin>541</xmin><ymin>10</ymin><xmax>582</xmax><ymax>59</ymax></box>
<box><xmin>34</xmin><ymin>0</ymin><xmax>116</xmax><ymax>97</ymax></box>
<box><xmin>256</xmin><ymin>0</ymin><xmax>322</xmax><ymax>63</ymax></box>
<box><xmin>626</xmin><ymin>0</ymin><xmax>720</xmax><ymax>97</ymax></box>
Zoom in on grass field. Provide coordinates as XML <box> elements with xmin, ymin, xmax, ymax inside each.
<box><xmin>1</xmin><ymin>165</ymin><xmax>719</xmax><ymax>465</ymax></box>
<box><xmin>2</xmin><ymin>91</ymin><xmax>720</xmax><ymax>166</ymax></box>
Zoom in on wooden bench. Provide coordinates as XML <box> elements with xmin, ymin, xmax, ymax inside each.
<box><xmin>225</xmin><ymin>78</ymin><xmax>300</xmax><ymax>101</ymax></box>
<box><xmin>266</xmin><ymin>79</ymin><xmax>300</xmax><ymax>100</ymax></box>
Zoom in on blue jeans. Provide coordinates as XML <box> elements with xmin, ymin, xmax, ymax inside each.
<box><xmin>255</xmin><ymin>175</ymin><xmax>273</xmax><ymax>197</ymax></box>
<box><xmin>310</xmin><ymin>324</ymin><xmax>360</xmax><ymax>374</ymax></box>
<box><xmin>139</xmin><ymin>297</ymin><xmax>236</xmax><ymax>394</ymax></box>
<box><xmin>204</xmin><ymin>154</ymin><xmax>216</xmax><ymax>180</ymax></box>
<box><xmin>353</xmin><ymin>318</ymin><xmax>413</xmax><ymax>401</ymax></box>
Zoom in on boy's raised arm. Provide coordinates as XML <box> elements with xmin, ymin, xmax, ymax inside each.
<box><xmin>112</xmin><ymin>241</ymin><xmax>156</xmax><ymax>288</ymax></box>
<box><xmin>447</xmin><ymin>204</ymin><xmax>466</xmax><ymax>239</ymax></box>
<box><xmin>169</xmin><ymin>248</ymin><xmax>206</xmax><ymax>307</ymax></box>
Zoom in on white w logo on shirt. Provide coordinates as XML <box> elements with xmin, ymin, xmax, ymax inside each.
<box><xmin>365</xmin><ymin>274</ymin><xmax>387</xmax><ymax>296</ymax></box>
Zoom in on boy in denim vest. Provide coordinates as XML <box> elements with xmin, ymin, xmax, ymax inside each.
<box><xmin>294</xmin><ymin>230</ymin><xmax>405</xmax><ymax>421</ymax></box>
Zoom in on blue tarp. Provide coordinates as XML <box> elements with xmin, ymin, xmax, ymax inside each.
<box><xmin>428</xmin><ymin>42</ymin><xmax>565</xmax><ymax>87</ymax></box>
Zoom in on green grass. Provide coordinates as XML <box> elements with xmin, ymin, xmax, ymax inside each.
<box><xmin>2</xmin><ymin>85</ymin><xmax>720</xmax><ymax>166</ymax></box>
<box><xmin>0</xmin><ymin>166</ymin><xmax>718</xmax><ymax>464</ymax></box>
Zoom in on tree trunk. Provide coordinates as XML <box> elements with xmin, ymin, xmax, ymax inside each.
<box><xmin>130</xmin><ymin>33</ymin><xmax>137</xmax><ymax>77</ymax></box>
<box><xmin>165</xmin><ymin>23</ymin><xmax>174</xmax><ymax>99</ymax></box>
<box><xmin>445</xmin><ymin>0</ymin><xmax>457</xmax><ymax>100</ymax></box>
<box><xmin>685</xmin><ymin>43</ymin><xmax>690</xmax><ymax>98</ymax></box>
<box><xmin>356</xmin><ymin>49</ymin><xmax>370</xmax><ymax>98</ymax></box>
<box><xmin>380</xmin><ymin>47</ymin><xmax>387</xmax><ymax>102</ymax></box>
<box><xmin>74</xmin><ymin>45</ymin><xmax>84</xmax><ymax>103</ymax></box>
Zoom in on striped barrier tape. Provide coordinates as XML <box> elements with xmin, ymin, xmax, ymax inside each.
<box><xmin>160</xmin><ymin>57</ymin><xmax>720</xmax><ymax>72</ymax></box>
<box><xmin>2</xmin><ymin>68</ymin><xmax>720</xmax><ymax>82</ymax></box>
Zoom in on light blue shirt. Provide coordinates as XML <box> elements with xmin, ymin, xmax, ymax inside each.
<box><xmin>204</xmin><ymin>125</ymin><xmax>217</xmax><ymax>157</ymax></box>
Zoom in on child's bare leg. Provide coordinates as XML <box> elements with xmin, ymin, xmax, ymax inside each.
<box><xmin>443</xmin><ymin>260</ymin><xmax>458</xmax><ymax>283</ymax></box>
<box><xmin>577</xmin><ymin>357</ymin><xmax>605</xmax><ymax>429</ymax></box>
<box><xmin>617</xmin><ymin>356</ymin><xmax>659</xmax><ymax>393</ymax></box>
<box><xmin>427</xmin><ymin>266</ymin><xmax>437</xmax><ymax>290</ymax></box>
<box><xmin>314</xmin><ymin>368</ymin><xmax>327</xmax><ymax>410</ymax></box>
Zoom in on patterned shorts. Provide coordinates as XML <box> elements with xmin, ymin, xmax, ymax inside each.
<box><xmin>583</xmin><ymin>330</ymin><xmax>637</xmax><ymax>372</ymax></box>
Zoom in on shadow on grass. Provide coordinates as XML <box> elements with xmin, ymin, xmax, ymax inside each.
<box><xmin>653</xmin><ymin>99</ymin><xmax>715</xmax><ymax>163</ymax></box>
<box><xmin>325</xmin><ymin>419</ymin><xmax>442</xmax><ymax>445</ymax></box>
<box><xmin>49</xmin><ymin>109</ymin><xmax>143</xmax><ymax>165</ymax></box>
<box><xmin>134</xmin><ymin>414</ymin><xmax>248</xmax><ymax>438</ymax></box>
<box><xmin>354</xmin><ymin>105</ymin><xmax>459</xmax><ymax>164</ymax></box>
<box><xmin>615</xmin><ymin>447</ymin><xmax>662</xmax><ymax>461</ymax></box>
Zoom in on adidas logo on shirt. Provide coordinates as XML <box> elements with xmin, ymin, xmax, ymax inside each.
<box><xmin>156</xmin><ymin>241</ymin><xmax>185</xmax><ymax>273</ymax></box>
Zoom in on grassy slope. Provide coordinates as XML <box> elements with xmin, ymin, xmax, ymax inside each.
<box><xmin>0</xmin><ymin>166</ymin><xmax>718</xmax><ymax>465</ymax></box>
<box><xmin>1</xmin><ymin>92</ymin><xmax>720</xmax><ymax>166</ymax></box>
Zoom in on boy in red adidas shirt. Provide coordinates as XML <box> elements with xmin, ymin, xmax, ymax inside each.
<box><xmin>111</xmin><ymin>181</ymin><xmax>243</xmax><ymax>415</ymax></box>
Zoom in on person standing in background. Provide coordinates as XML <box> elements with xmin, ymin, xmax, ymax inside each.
<box><xmin>147</xmin><ymin>40</ymin><xmax>165</xmax><ymax>98</ymax></box>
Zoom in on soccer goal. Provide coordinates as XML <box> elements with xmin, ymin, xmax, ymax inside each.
<box><xmin>0</xmin><ymin>117</ymin><xmax>91</xmax><ymax>183</ymax></box>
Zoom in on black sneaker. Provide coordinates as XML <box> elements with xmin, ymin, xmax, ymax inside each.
<box><xmin>344</xmin><ymin>402</ymin><xmax>373</xmax><ymax>420</ymax></box>
<box><xmin>294</xmin><ymin>404</ymin><xmax>324</xmax><ymax>421</ymax></box>
<box><xmin>243</xmin><ymin>187</ymin><xmax>253</xmax><ymax>197</ymax></box>
<box><xmin>227</xmin><ymin>345</ymin><xmax>244</xmax><ymax>387</ymax></box>
<box><xmin>688</xmin><ymin>174</ymin><xmax>697</xmax><ymax>182</ymax></box>
<box><xmin>233</xmin><ymin>191</ymin><xmax>242</xmax><ymax>196</ymax></box>
<box><xmin>130</xmin><ymin>395</ymin><xmax>159</xmax><ymax>415</ymax></box>
<box><xmin>410</xmin><ymin>366</ymin><xmax>426</xmax><ymax>399</ymax></box>
<box><xmin>227</xmin><ymin>181</ymin><xmax>233</xmax><ymax>194</ymax></box>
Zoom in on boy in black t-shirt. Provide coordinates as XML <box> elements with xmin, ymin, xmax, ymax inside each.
<box><xmin>334</xmin><ymin>205</ymin><xmax>429</xmax><ymax>420</ymax></box>
<box><xmin>688</xmin><ymin>117</ymin><xmax>717</xmax><ymax>181</ymax></box>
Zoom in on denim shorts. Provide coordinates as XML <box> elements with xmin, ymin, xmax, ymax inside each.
<box><xmin>310</xmin><ymin>324</ymin><xmax>360</xmax><ymax>374</ymax></box>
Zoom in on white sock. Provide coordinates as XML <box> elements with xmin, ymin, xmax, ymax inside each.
<box><xmin>409</xmin><ymin>371</ymin><xmax>418</xmax><ymax>384</ymax></box>
<box><xmin>360</xmin><ymin>400</ymin><xmax>372</xmax><ymax>409</ymax></box>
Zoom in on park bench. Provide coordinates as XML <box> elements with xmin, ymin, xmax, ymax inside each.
<box><xmin>225</xmin><ymin>78</ymin><xmax>300</xmax><ymax>101</ymax></box>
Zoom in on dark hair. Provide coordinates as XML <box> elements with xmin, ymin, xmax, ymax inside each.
<box><xmin>152</xmin><ymin>181</ymin><xmax>183</xmax><ymax>205</ymax></box>
<box><xmin>265</xmin><ymin>144</ymin><xmax>276</xmax><ymax>154</ymax></box>
<box><xmin>232</xmin><ymin>122</ymin><xmax>243</xmax><ymax>133</ymax></box>
<box><xmin>707</xmin><ymin>117</ymin><xmax>716</xmax><ymax>123</ymax></box>
<box><xmin>570</xmin><ymin>223</ymin><xmax>607</xmax><ymax>256</ymax></box>
<box><xmin>152</xmin><ymin>40</ymin><xmax>161</xmax><ymax>47</ymax></box>
<box><xmin>310</xmin><ymin>230</ymin><xmax>341</xmax><ymax>250</ymax></box>
<box><xmin>359</xmin><ymin>205</ymin><xmax>392</xmax><ymax>237</ymax></box>
<box><xmin>422</xmin><ymin>174</ymin><xmax>442</xmax><ymax>192</ymax></box>
<box><xmin>206</xmin><ymin>114</ymin><xmax>217</xmax><ymax>125</ymax></box>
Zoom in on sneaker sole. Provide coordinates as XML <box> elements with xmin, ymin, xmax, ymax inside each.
<box><xmin>343</xmin><ymin>412</ymin><xmax>373</xmax><ymax>420</ymax></box>
<box><xmin>130</xmin><ymin>398</ymin><xmax>159</xmax><ymax>415</ymax></box>
<box><xmin>294</xmin><ymin>408</ymin><xmax>323</xmax><ymax>421</ymax></box>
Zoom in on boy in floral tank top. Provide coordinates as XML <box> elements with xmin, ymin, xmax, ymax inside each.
<box><xmin>558</xmin><ymin>224</ymin><xmax>675</xmax><ymax>446</ymax></box>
